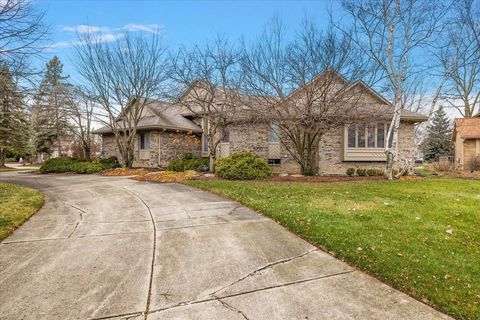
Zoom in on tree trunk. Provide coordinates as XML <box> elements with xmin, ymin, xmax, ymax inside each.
<box><xmin>0</xmin><ymin>148</ymin><xmax>6</xmax><ymax>168</ymax></box>
<box><xmin>83</xmin><ymin>145</ymin><xmax>91</xmax><ymax>161</ymax></box>
<box><xmin>301</xmin><ymin>141</ymin><xmax>319</xmax><ymax>176</ymax></box>
<box><xmin>209</xmin><ymin>154</ymin><xmax>216</xmax><ymax>173</ymax></box>
<box><xmin>385</xmin><ymin>97</ymin><xmax>402</xmax><ymax>180</ymax></box>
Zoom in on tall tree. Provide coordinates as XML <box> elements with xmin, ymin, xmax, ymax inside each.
<box><xmin>0</xmin><ymin>63</ymin><xmax>29</xmax><ymax>167</ymax></box>
<box><xmin>170</xmin><ymin>37</ymin><xmax>241</xmax><ymax>172</ymax></box>
<box><xmin>64</xmin><ymin>86</ymin><xmax>96</xmax><ymax>160</ymax></box>
<box><xmin>0</xmin><ymin>0</ymin><xmax>48</xmax><ymax>77</ymax></box>
<box><xmin>341</xmin><ymin>0</ymin><xmax>449</xmax><ymax>179</ymax></box>
<box><xmin>32</xmin><ymin>56</ymin><xmax>70</xmax><ymax>158</ymax></box>
<box><xmin>241</xmin><ymin>18</ymin><xmax>378</xmax><ymax>175</ymax></box>
<box><xmin>422</xmin><ymin>107</ymin><xmax>453</xmax><ymax>162</ymax></box>
<box><xmin>74</xmin><ymin>32</ymin><xmax>168</xmax><ymax>167</ymax></box>
<box><xmin>437</xmin><ymin>0</ymin><xmax>480</xmax><ymax>117</ymax></box>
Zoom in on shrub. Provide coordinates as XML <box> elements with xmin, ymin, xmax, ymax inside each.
<box><xmin>39</xmin><ymin>157</ymin><xmax>85</xmax><ymax>174</ymax></box>
<box><xmin>356</xmin><ymin>168</ymin><xmax>367</xmax><ymax>176</ymax></box>
<box><xmin>167</xmin><ymin>153</ymin><xmax>209</xmax><ymax>172</ymax></box>
<box><xmin>98</xmin><ymin>156</ymin><xmax>120</xmax><ymax>169</ymax></box>
<box><xmin>215</xmin><ymin>152</ymin><xmax>273</xmax><ymax>180</ymax></box>
<box><xmin>346</xmin><ymin>168</ymin><xmax>356</xmax><ymax>176</ymax></box>
<box><xmin>468</xmin><ymin>156</ymin><xmax>480</xmax><ymax>172</ymax></box>
<box><xmin>366</xmin><ymin>168</ymin><xmax>384</xmax><ymax>176</ymax></box>
<box><xmin>71</xmin><ymin>162</ymin><xmax>104</xmax><ymax>174</ymax></box>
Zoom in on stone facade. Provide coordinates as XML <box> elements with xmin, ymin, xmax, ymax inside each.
<box><xmin>216</xmin><ymin>121</ymin><xmax>416</xmax><ymax>175</ymax></box>
<box><xmin>318</xmin><ymin>122</ymin><xmax>416</xmax><ymax>174</ymax></box>
<box><xmin>101</xmin><ymin>130</ymin><xmax>201</xmax><ymax>168</ymax></box>
<box><xmin>101</xmin><ymin>122</ymin><xmax>416</xmax><ymax>174</ymax></box>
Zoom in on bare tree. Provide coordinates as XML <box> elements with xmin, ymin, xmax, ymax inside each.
<box><xmin>64</xmin><ymin>86</ymin><xmax>96</xmax><ymax>160</ymax></box>
<box><xmin>0</xmin><ymin>0</ymin><xmax>48</xmax><ymax>60</ymax></box>
<box><xmin>74</xmin><ymin>32</ymin><xmax>168</xmax><ymax>167</ymax></box>
<box><xmin>241</xmin><ymin>18</ymin><xmax>379</xmax><ymax>175</ymax></box>
<box><xmin>0</xmin><ymin>0</ymin><xmax>48</xmax><ymax>84</ymax></box>
<box><xmin>437</xmin><ymin>0</ymin><xmax>480</xmax><ymax>117</ymax></box>
<box><xmin>340</xmin><ymin>0</ymin><xmax>449</xmax><ymax>179</ymax></box>
<box><xmin>170</xmin><ymin>38</ymin><xmax>241</xmax><ymax>172</ymax></box>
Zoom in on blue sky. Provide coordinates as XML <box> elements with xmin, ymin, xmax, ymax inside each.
<box><xmin>36</xmin><ymin>0</ymin><xmax>338</xmax><ymax>81</ymax></box>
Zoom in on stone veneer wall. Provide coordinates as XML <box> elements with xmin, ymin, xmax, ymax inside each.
<box><xmin>101</xmin><ymin>122</ymin><xmax>416</xmax><ymax>173</ymax></box>
<box><xmin>219</xmin><ymin>121</ymin><xmax>416</xmax><ymax>175</ymax></box>
<box><xmin>100</xmin><ymin>130</ymin><xmax>201</xmax><ymax>168</ymax></box>
<box><xmin>220</xmin><ymin>123</ymin><xmax>301</xmax><ymax>174</ymax></box>
<box><xmin>318</xmin><ymin>122</ymin><xmax>417</xmax><ymax>174</ymax></box>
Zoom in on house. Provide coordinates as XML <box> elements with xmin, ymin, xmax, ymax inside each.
<box><xmin>94</xmin><ymin>72</ymin><xmax>428</xmax><ymax>174</ymax></box>
<box><xmin>452</xmin><ymin>113</ymin><xmax>480</xmax><ymax>170</ymax></box>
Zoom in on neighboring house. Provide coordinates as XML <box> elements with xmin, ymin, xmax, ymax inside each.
<box><xmin>452</xmin><ymin>113</ymin><xmax>480</xmax><ymax>170</ymax></box>
<box><xmin>94</xmin><ymin>72</ymin><xmax>428</xmax><ymax>174</ymax></box>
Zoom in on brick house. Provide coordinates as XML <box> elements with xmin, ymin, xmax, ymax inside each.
<box><xmin>452</xmin><ymin>113</ymin><xmax>480</xmax><ymax>170</ymax></box>
<box><xmin>94</xmin><ymin>73</ymin><xmax>428</xmax><ymax>174</ymax></box>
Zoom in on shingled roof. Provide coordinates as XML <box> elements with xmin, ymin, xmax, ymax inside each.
<box><xmin>92</xmin><ymin>101</ymin><xmax>202</xmax><ymax>134</ymax></box>
<box><xmin>453</xmin><ymin>116</ymin><xmax>480</xmax><ymax>140</ymax></box>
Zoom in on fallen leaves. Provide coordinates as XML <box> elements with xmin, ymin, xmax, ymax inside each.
<box><xmin>100</xmin><ymin>168</ymin><xmax>148</xmax><ymax>176</ymax></box>
<box><xmin>132</xmin><ymin>170</ymin><xmax>198</xmax><ymax>183</ymax></box>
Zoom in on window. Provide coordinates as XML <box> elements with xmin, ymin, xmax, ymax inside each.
<box><xmin>377</xmin><ymin>123</ymin><xmax>385</xmax><ymax>148</ymax></box>
<box><xmin>367</xmin><ymin>125</ymin><xmax>375</xmax><ymax>148</ymax></box>
<box><xmin>139</xmin><ymin>132</ymin><xmax>150</xmax><ymax>150</ymax></box>
<box><xmin>348</xmin><ymin>126</ymin><xmax>356</xmax><ymax>147</ymax></box>
<box><xmin>347</xmin><ymin>123</ymin><xmax>387</xmax><ymax>148</ymax></box>
<box><xmin>268</xmin><ymin>159</ymin><xmax>281</xmax><ymax>165</ymax></box>
<box><xmin>222</xmin><ymin>129</ymin><xmax>229</xmax><ymax>143</ymax></box>
<box><xmin>357</xmin><ymin>125</ymin><xmax>366</xmax><ymax>147</ymax></box>
<box><xmin>268</xmin><ymin>123</ymin><xmax>280</xmax><ymax>143</ymax></box>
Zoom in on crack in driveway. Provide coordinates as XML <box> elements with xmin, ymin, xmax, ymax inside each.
<box><xmin>210</xmin><ymin>247</ymin><xmax>319</xmax><ymax>297</ymax></box>
<box><xmin>122</xmin><ymin>188</ymin><xmax>157</xmax><ymax>320</ymax></box>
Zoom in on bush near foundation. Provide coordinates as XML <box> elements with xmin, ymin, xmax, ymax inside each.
<box><xmin>167</xmin><ymin>153</ymin><xmax>209</xmax><ymax>172</ymax></box>
<box><xmin>39</xmin><ymin>157</ymin><xmax>84</xmax><ymax>174</ymax></box>
<box><xmin>346</xmin><ymin>168</ymin><xmax>356</xmax><ymax>176</ymax></box>
<box><xmin>71</xmin><ymin>162</ymin><xmax>104</xmax><ymax>174</ymax></box>
<box><xmin>215</xmin><ymin>152</ymin><xmax>273</xmax><ymax>180</ymax></box>
<box><xmin>98</xmin><ymin>156</ymin><xmax>120</xmax><ymax>169</ymax></box>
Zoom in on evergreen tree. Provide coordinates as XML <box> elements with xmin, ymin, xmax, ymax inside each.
<box><xmin>32</xmin><ymin>56</ymin><xmax>70</xmax><ymax>158</ymax></box>
<box><xmin>423</xmin><ymin>107</ymin><xmax>454</xmax><ymax>162</ymax></box>
<box><xmin>0</xmin><ymin>63</ymin><xmax>30</xmax><ymax>167</ymax></box>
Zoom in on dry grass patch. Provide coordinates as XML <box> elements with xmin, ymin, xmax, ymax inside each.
<box><xmin>100</xmin><ymin>168</ymin><xmax>149</xmax><ymax>176</ymax></box>
<box><xmin>132</xmin><ymin>170</ymin><xmax>198</xmax><ymax>183</ymax></box>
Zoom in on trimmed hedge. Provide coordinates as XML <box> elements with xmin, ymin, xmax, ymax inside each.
<box><xmin>40</xmin><ymin>157</ymin><xmax>117</xmax><ymax>174</ymax></box>
<box><xmin>71</xmin><ymin>162</ymin><xmax>104</xmax><ymax>174</ymax></box>
<box><xmin>215</xmin><ymin>152</ymin><xmax>273</xmax><ymax>180</ymax></box>
<box><xmin>39</xmin><ymin>157</ymin><xmax>85</xmax><ymax>174</ymax></box>
<box><xmin>346</xmin><ymin>168</ymin><xmax>356</xmax><ymax>176</ymax></box>
<box><xmin>98</xmin><ymin>156</ymin><xmax>120</xmax><ymax>169</ymax></box>
<box><xmin>167</xmin><ymin>153</ymin><xmax>209</xmax><ymax>172</ymax></box>
<box><xmin>345</xmin><ymin>167</ymin><xmax>386</xmax><ymax>177</ymax></box>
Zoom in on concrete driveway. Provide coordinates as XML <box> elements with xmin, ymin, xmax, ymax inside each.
<box><xmin>0</xmin><ymin>171</ymin><xmax>451</xmax><ymax>320</ymax></box>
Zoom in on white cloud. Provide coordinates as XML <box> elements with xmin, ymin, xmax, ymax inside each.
<box><xmin>50</xmin><ymin>23</ymin><xmax>164</xmax><ymax>49</ymax></box>
<box><xmin>122</xmin><ymin>23</ymin><xmax>163</xmax><ymax>34</ymax></box>
<box><xmin>60</xmin><ymin>25</ymin><xmax>110</xmax><ymax>34</ymax></box>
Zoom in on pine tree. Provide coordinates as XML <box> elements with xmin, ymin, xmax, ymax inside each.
<box><xmin>0</xmin><ymin>63</ymin><xmax>30</xmax><ymax>167</ymax></box>
<box><xmin>32</xmin><ymin>56</ymin><xmax>70</xmax><ymax>158</ymax></box>
<box><xmin>423</xmin><ymin>107</ymin><xmax>454</xmax><ymax>162</ymax></box>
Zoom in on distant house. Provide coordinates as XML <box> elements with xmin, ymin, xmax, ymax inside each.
<box><xmin>93</xmin><ymin>71</ymin><xmax>428</xmax><ymax>174</ymax></box>
<box><xmin>452</xmin><ymin>113</ymin><xmax>480</xmax><ymax>170</ymax></box>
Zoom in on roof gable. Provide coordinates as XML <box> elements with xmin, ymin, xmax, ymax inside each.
<box><xmin>453</xmin><ymin>117</ymin><xmax>480</xmax><ymax>140</ymax></box>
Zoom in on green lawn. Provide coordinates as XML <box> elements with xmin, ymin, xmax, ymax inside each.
<box><xmin>0</xmin><ymin>183</ymin><xmax>44</xmax><ymax>241</ymax></box>
<box><xmin>186</xmin><ymin>178</ymin><xmax>480</xmax><ymax>320</ymax></box>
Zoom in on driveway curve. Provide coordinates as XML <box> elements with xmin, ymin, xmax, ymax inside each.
<box><xmin>0</xmin><ymin>171</ymin><xmax>451</xmax><ymax>320</ymax></box>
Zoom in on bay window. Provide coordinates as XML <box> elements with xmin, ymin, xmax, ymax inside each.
<box><xmin>346</xmin><ymin>123</ymin><xmax>387</xmax><ymax>149</ymax></box>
